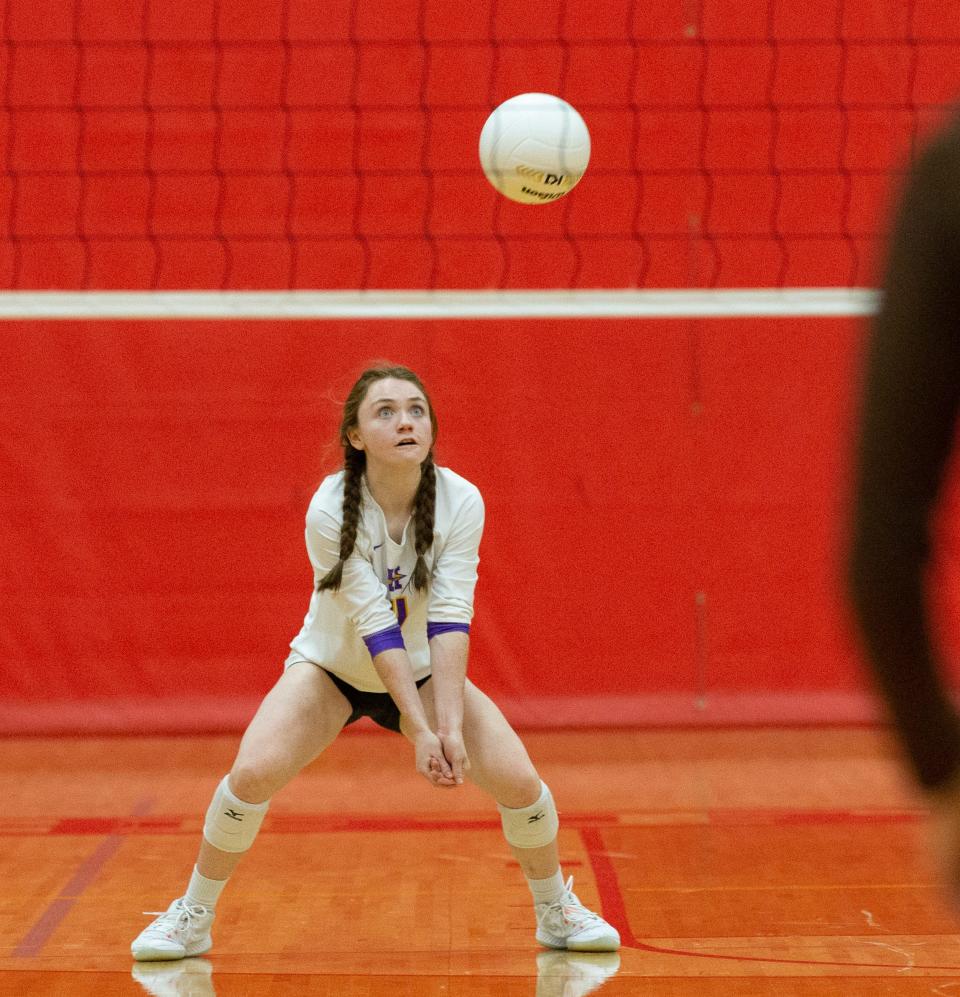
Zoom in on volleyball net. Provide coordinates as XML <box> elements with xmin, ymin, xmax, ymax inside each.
<box><xmin>2</xmin><ymin>0</ymin><xmax>957</xmax><ymax>293</ymax></box>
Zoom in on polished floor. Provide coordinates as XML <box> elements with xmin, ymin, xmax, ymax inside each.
<box><xmin>1</xmin><ymin>727</ymin><xmax>958</xmax><ymax>995</ymax></box>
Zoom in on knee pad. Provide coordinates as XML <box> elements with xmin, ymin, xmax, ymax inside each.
<box><xmin>203</xmin><ymin>775</ymin><xmax>270</xmax><ymax>853</ymax></box>
<box><xmin>497</xmin><ymin>780</ymin><xmax>559</xmax><ymax>849</ymax></box>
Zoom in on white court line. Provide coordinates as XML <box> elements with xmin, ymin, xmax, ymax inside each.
<box><xmin>0</xmin><ymin>288</ymin><xmax>879</xmax><ymax>320</ymax></box>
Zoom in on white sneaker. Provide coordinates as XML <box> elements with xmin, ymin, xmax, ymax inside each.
<box><xmin>131</xmin><ymin>957</ymin><xmax>215</xmax><ymax>996</ymax></box>
<box><xmin>535</xmin><ymin>877</ymin><xmax>620</xmax><ymax>952</ymax></box>
<box><xmin>131</xmin><ymin>899</ymin><xmax>214</xmax><ymax>962</ymax></box>
<box><xmin>535</xmin><ymin>950</ymin><xmax>621</xmax><ymax>997</ymax></box>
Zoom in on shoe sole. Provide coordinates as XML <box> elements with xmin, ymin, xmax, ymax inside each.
<box><xmin>131</xmin><ymin>937</ymin><xmax>213</xmax><ymax>962</ymax></box>
<box><xmin>565</xmin><ymin>938</ymin><xmax>620</xmax><ymax>952</ymax></box>
<box><xmin>537</xmin><ymin>932</ymin><xmax>620</xmax><ymax>952</ymax></box>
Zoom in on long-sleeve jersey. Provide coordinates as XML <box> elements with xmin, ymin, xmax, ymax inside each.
<box><xmin>849</xmin><ymin>109</ymin><xmax>960</xmax><ymax>790</ymax></box>
<box><xmin>287</xmin><ymin>465</ymin><xmax>484</xmax><ymax>693</ymax></box>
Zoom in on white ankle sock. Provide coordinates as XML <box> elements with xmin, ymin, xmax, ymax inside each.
<box><xmin>527</xmin><ymin>869</ymin><xmax>565</xmax><ymax>906</ymax></box>
<box><xmin>185</xmin><ymin>866</ymin><xmax>227</xmax><ymax>909</ymax></box>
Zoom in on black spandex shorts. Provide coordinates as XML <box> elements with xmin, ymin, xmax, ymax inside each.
<box><xmin>323</xmin><ymin>669</ymin><xmax>431</xmax><ymax>733</ymax></box>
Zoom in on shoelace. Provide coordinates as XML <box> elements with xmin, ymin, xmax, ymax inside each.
<box><xmin>539</xmin><ymin>877</ymin><xmax>603</xmax><ymax>930</ymax></box>
<box><xmin>141</xmin><ymin>901</ymin><xmax>208</xmax><ymax>940</ymax></box>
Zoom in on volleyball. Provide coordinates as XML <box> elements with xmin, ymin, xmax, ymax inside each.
<box><xmin>478</xmin><ymin>93</ymin><xmax>590</xmax><ymax>205</ymax></box>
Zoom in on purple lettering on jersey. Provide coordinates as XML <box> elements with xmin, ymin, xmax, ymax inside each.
<box><xmin>387</xmin><ymin>566</ymin><xmax>406</xmax><ymax>592</ymax></box>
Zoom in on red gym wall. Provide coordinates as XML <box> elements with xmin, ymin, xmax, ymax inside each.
<box><xmin>2</xmin><ymin>1</ymin><xmax>959</xmax><ymax>732</ymax></box>
<box><xmin>0</xmin><ymin>318</ymin><xmax>874</xmax><ymax>732</ymax></box>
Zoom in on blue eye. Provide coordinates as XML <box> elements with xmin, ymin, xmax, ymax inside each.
<box><xmin>411</xmin><ymin>405</ymin><xmax>425</xmax><ymax>417</ymax></box>
<box><xmin>378</xmin><ymin>406</ymin><xmax>393</xmax><ymax>417</ymax></box>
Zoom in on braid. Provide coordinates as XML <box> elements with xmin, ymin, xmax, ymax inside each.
<box><xmin>317</xmin><ymin>447</ymin><xmax>365</xmax><ymax>592</ymax></box>
<box><xmin>411</xmin><ymin>454</ymin><xmax>436</xmax><ymax>592</ymax></box>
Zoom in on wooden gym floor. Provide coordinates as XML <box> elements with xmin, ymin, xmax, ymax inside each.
<box><xmin>1</xmin><ymin>726</ymin><xmax>958</xmax><ymax>996</ymax></box>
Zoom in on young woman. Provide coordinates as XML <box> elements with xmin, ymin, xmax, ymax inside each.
<box><xmin>132</xmin><ymin>363</ymin><xmax>620</xmax><ymax>960</ymax></box>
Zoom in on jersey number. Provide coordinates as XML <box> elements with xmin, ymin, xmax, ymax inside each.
<box><xmin>390</xmin><ymin>596</ymin><xmax>408</xmax><ymax>626</ymax></box>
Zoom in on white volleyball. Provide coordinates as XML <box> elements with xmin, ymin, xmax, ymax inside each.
<box><xmin>478</xmin><ymin>93</ymin><xmax>591</xmax><ymax>205</ymax></box>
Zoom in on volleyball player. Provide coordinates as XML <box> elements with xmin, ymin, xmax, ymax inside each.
<box><xmin>849</xmin><ymin>108</ymin><xmax>960</xmax><ymax>905</ymax></box>
<box><xmin>131</xmin><ymin>364</ymin><xmax>620</xmax><ymax>960</ymax></box>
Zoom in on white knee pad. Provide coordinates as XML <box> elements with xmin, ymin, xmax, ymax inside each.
<box><xmin>497</xmin><ymin>780</ymin><xmax>559</xmax><ymax>849</ymax></box>
<box><xmin>203</xmin><ymin>775</ymin><xmax>270</xmax><ymax>853</ymax></box>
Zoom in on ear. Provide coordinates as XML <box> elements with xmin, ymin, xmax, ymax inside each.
<box><xmin>347</xmin><ymin>429</ymin><xmax>365</xmax><ymax>451</ymax></box>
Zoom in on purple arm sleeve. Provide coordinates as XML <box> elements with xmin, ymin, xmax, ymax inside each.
<box><xmin>363</xmin><ymin>625</ymin><xmax>406</xmax><ymax>657</ymax></box>
<box><xmin>427</xmin><ymin>621</ymin><xmax>471</xmax><ymax>641</ymax></box>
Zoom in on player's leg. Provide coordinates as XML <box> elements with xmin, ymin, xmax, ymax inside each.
<box><xmin>416</xmin><ymin>678</ymin><xmax>620</xmax><ymax>952</ymax></box>
<box><xmin>132</xmin><ymin>662</ymin><xmax>352</xmax><ymax>961</ymax></box>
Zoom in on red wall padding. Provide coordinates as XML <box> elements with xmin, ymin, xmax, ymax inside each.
<box><xmin>1</xmin><ymin>0</ymin><xmax>958</xmax><ymax>289</ymax></box>
<box><xmin>1</xmin><ymin>318</ymin><xmax>920</xmax><ymax>733</ymax></box>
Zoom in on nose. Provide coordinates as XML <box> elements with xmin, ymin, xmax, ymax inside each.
<box><xmin>397</xmin><ymin>410</ymin><xmax>413</xmax><ymax>431</ymax></box>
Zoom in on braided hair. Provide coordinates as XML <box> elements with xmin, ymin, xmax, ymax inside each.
<box><xmin>317</xmin><ymin>365</ymin><xmax>438</xmax><ymax>593</ymax></box>
<box><xmin>410</xmin><ymin>455</ymin><xmax>436</xmax><ymax>591</ymax></box>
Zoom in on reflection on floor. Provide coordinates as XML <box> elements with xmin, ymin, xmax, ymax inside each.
<box><xmin>130</xmin><ymin>950</ymin><xmax>622</xmax><ymax>997</ymax></box>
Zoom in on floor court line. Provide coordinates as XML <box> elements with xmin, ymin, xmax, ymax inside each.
<box><xmin>0</xmin><ymin>807</ymin><xmax>926</xmax><ymax>838</ymax></box>
<box><xmin>580</xmin><ymin>825</ymin><xmax>640</xmax><ymax>949</ymax></box>
<box><xmin>12</xmin><ymin>796</ymin><xmax>154</xmax><ymax>958</ymax></box>
<box><xmin>629</xmin><ymin>937</ymin><xmax>960</xmax><ymax>974</ymax></box>
<box><xmin>580</xmin><ymin>824</ymin><xmax>960</xmax><ymax>973</ymax></box>
<box><xmin>13</xmin><ymin>807</ymin><xmax>950</xmax><ymax>971</ymax></box>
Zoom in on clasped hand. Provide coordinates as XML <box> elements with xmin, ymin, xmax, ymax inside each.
<box><xmin>413</xmin><ymin>729</ymin><xmax>470</xmax><ymax>788</ymax></box>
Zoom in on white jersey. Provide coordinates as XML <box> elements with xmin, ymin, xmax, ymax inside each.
<box><xmin>287</xmin><ymin>465</ymin><xmax>484</xmax><ymax>692</ymax></box>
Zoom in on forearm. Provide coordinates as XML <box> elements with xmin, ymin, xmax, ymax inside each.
<box><xmin>428</xmin><ymin>631</ymin><xmax>469</xmax><ymax>734</ymax></box>
<box><xmin>371</xmin><ymin>647</ymin><xmax>432</xmax><ymax>736</ymax></box>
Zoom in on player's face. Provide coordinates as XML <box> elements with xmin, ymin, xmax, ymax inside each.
<box><xmin>348</xmin><ymin>378</ymin><xmax>434</xmax><ymax>470</ymax></box>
